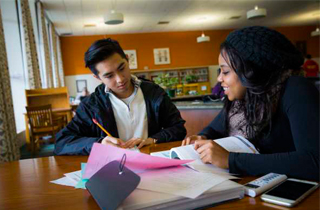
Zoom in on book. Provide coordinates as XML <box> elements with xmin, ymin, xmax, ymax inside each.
<box><xmin>151</xmin><ymin>135</ymin><xmax>259</xmax><ymax>175</ymax></box>
<box><xmin>151</xmin><ymin>135</ymin><xmax>258</xmax><ymax>159</ymax></box>
<box><xmin>118</xmin><ymin>179</ymin><xmax>244</xmax><ymax>210</ymax></box>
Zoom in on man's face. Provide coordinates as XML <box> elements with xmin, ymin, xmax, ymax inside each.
<box><xmin>94</xmin><ymin>53</ymin><xmax>133</xmax><ymax>98</ymax></box>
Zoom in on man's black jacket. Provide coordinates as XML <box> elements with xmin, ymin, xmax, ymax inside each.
<box><xmin>54</xmin><ymin>80</ymin><xmax>186</xmax><ymax>155</ymax></box>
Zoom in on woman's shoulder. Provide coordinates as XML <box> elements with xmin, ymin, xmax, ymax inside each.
<box><xmin>282</xmin><ymin>76</ymin><xmax>319</xmax><ymax>105</ymax></box>
<box><xmin>284</xmin><ymin>76</ymin><xmax>318</xmax><ymax>93</ymax></box>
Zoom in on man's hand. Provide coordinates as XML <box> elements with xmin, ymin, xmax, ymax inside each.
<box><xmin>101</xmin><ymin>136</ymin><xmax>125</xmax><ymax>148</ymax></box>
<box><xmin>194</xmin><ymin>140</ymin><xmax>229</xmax><ymax>169</ymax></box>
<box><xmin>182</xmin><ymin>135</ymin><xmax>207</xmax><ymax>146</ymax></box>
<box><xmin>123</xmin><ymin>137</ymin><xmax>154</xmax><ymax>149</ymax></box>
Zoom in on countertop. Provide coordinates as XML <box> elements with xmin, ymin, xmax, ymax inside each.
<box><xmin>174</xmin><ymin>101</ymin><xmax>224</xmax><ymax>110</ymax></box>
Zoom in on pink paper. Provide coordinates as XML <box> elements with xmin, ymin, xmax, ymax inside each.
<box><xmin>83</xmin><ymin>143</ymin><xmax>192</xmax><ymax>179</ymax></box>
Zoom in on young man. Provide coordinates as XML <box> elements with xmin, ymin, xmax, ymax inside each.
<box><xmin>303</xmin><ymin>54</ymin><xmax>319</xmax><ymax>77</ymax></box>
<box><xmin>54</xmin><ymin>38</ymin><xmax>186</xmax><ymax>155</ymax></box>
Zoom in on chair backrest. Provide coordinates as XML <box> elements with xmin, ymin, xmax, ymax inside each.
<box><xmin>26</xmin><ymin>105</ymin><xmax>54</xmax><ymax>130</ymax></box>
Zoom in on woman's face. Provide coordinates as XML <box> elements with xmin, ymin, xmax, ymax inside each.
<box><xmin>217</xmin><ymin>53</ymin><xmax>246</xmax><ymax>101</ymax></box>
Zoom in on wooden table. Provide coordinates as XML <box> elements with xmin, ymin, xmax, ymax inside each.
<box><xmin>24</xmin><ymin>107</ymin><xmax>73</xmax><ymax>149</ymax></box>
<box><xmin>0</xmin><ymin>142</ymin><xmax>318</xmax><ymax>210</ymax></box>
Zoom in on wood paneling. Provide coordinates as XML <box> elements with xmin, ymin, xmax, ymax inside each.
<box><xmin>180</xmin><ymin>109</ymin><xmax>221</xmax><ymax>137</ymax></box>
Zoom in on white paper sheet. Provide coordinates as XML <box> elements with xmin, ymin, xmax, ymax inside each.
<box><xmin>214</xmin><ymin>136</ymin><xmax>259</xmax><ymax>154</ymax></box>
<box><xmin>137</xmin><ymin>166</ymin><xmax>228</xmax><ymax>199</ymax></box>
<box><xmin>50</xmin><ymin>177</ymin><xmax>77</xmax><ymax>187</ymax></box>
<box><xmin>64</xmin><ymin>170</ymin><xmax>82</xmax><ymax>185</ymax></box>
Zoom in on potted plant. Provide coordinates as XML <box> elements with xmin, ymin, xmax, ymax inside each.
<box><xmin>154</xmin><ymin>73</ymin><xmax>179</xmax><ymax>97</ymax></box>
<box><xmin>183</xmin><ymin>74</ymin><xmax>199</xmax><ymax>84</ymax></box>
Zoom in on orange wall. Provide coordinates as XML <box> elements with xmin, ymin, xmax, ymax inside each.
<box><xmin>61</xmin><ymin>25</ymin><xmax>319</xmax><ymax>76</ymax></box>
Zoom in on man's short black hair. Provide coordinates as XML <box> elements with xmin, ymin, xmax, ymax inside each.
<box><xmin>84</xmin><ymin>38</ymin><xmax>128</xmax><ymax>76</ymax></box>
<box><xmin>306</xmin><ymin>54</ymin><xmax>312</xmax><ymax>59</ymax></box>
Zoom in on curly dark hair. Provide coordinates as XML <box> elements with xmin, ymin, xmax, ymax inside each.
<box><xmin>220</xmin><ymin>41</ymin><xmax>303</xmax><ymax>142</ymax></box>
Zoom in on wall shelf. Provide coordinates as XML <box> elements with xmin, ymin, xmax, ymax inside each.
<box><xmin>132</xmin><ymin>66</ymin><xmax>211</xmax><ymax>96</ymax></box>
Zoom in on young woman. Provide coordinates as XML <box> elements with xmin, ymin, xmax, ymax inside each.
<box><xmin>183</xmin><ymin>26</ymin><xmax>319</xmax><ymax>181</ymax></box>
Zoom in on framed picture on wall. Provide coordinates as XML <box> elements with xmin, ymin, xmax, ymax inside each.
<box><xmin>76</xmin><ymin>79</ymin><xmax>87</xmax><ymax>93</ymax></box>
<box><xmin>153</xmin><ymin>48</ymin><xmax>170</xmax><ymax>65</ymax></box>
<box><xmin>124</xmin><ymin>50</ymin><xmax>138</xmax><ymax>69</ymax></box>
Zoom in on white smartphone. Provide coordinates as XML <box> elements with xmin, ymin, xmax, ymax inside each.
<box><xmin>261</xmin><ymin>178</ymin><xmax>318</xmax><ymax>207</ymax></box>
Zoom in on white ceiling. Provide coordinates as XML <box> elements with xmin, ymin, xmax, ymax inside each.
<box><xmin>41</xmin><ymin>0</ymin><xmax>320</xmax><ymax>36</ymax></box>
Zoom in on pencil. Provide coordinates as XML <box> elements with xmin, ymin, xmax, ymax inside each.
<box><xmin>92</xmin><ymin>118</ymin><xmax>112</xmax><ymax>137</ymax></box>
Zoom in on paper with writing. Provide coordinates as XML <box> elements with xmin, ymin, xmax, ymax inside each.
<box><xmin>83</xmin><ymin>143</ymin><xmax>192</xmax><ymax>179</ymax></box>
<box><xmin>137</xmin><ymin>166</ymin><xmax>228</xmax><ymax>199</ymax></box>
<box><xmin>64</xmin><ymin>170</ymin><xmax>82</xmax><ymax>185</ymax></box>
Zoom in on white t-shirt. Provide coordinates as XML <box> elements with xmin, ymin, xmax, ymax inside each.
<box><xmin>108</xmin><ymin>86</ymin><xmax>148</xmax><ymax>141</ymax></box>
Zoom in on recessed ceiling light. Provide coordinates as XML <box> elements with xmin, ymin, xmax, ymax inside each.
<box><xmin>61</xmin><ymin>33</ymin><xmax>72</xmax><ymax>36</ymax></box>
<box><xmin>229</xmin><ymin>16</ymin><xmax>241</xmax><ymax>20</ymax></box>
<box><xmin>84</xmin><ymin>24</ymin><xmax>96</xmax><ymax>27</ymax></box>
<box><xmin>158</xmin><ymin>21</ymin><xmax>170</xmax><ymax>25</ymax></box>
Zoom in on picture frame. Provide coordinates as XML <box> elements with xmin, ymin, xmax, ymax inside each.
<box><xmin>124</xmin><ymin>50</ymin><xmax>138</xmax><ymax>69</ymax></box>
<box><xmin>153</xmin><ymin>48</ymin><xmax>170</xmax><ymax>65</ymax></box>
<box><xmin>76</xmin><ymin>79</ymin><xmax>87</xmax><ymax>93</ymax></box>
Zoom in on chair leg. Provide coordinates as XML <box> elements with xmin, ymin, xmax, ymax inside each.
<box><xmin>32</xmin><ymin>138</ymin><xmax>40</xmax><ymax>157</ymax></box>
<box><xmin>30</xmin><ymin>137</ymin><xmax>35</xmax><ymax>156</ymax></box>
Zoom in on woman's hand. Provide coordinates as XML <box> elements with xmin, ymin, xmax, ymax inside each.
<box><xmin>123</xmin><ymin>137</ymin><xmax>154</xmax><ymax>149</ymax></box>
<box><xmin>101</xmin><ymin>136</ymin><xmax>125</xmax><ymax>148</ymax></box>
<box><xmin>194</xmin><ymin>140</ymin><xmax>230</xmax><ymax>169</ymax></box>
<box><xmin>182</xmin><ymin>135</ymin><xmax>207</xmax><ymax>146</ymax></box>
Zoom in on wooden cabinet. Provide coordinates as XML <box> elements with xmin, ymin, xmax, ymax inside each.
<box><xmin>25</xmin><ymin>87</ymin><xmax>70</xmax><ymax>109</ymax></box>
<box><xmin>24</xmin><ymin>87</ymin><xmax>72</xmax><ymax>149</ymax></box>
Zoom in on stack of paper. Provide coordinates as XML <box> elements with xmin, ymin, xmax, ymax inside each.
<box><xmin>51</xmin><ymin>143</ymin><xmax>245</xmax><ymax>210</ymax></box>
<box><xmin>50</xmin><ymin>170</ymin><xmax>82</xmax><ymax>187</ymax></box>
<box><xmin>119</xmin><ymin>180</ymin><xmax>244</xmax><ymax>210</ymax></box>
<box><xmin>51</xmin><ymin>163</ymin><xmax>88</xmax><ymax>189</ymax></box>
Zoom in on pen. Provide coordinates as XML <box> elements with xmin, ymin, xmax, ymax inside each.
<box><xmin>92</xmin><ymin>118</ymin><xmax>112</xmax><ymax>137</ymax></box>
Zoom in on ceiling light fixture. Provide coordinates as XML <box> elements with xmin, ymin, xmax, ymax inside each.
<box><xmin>197</xmin><ymin>32</ymin><xmax>210</xmax><ymax>43</ymax></box>
<box><xmin>247</xmin><ymin>5</ymin><xmax>267</xmax><ymax>20</ymax></box>
<box><xmin>196</xmin><ymin>17</ymin><xmax>210</xmax><ymax>43</ymax></box>
<box><xmin>311</xmin><ymin>27</ymin><xmax>320</xmax><ymax>36</ymax></box>
<box><xmin>104</xmin><ymin>10</ymin><xmax>124</xmax><ymax>25</ymax></box>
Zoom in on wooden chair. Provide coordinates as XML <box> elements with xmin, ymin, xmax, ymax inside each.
<box><xmin>26</xmin><ymin>105</ymin><xmax>65</xmax><ymax>154</ymax></box>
